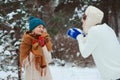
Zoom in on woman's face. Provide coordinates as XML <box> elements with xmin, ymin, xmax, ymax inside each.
<box><xmin>32</xmin><ymin>25</ymin><xmax>44</xmax><ymax>35</ymax></box>
<box><xmin>81</xmin><ymin>18</ymin><xmax>85</xmax><ymax>29</ymax></box>
<box><xmin>81</xmin><ymin>14</ymin><xmax>86</xmax><ymax>31</ymax></box>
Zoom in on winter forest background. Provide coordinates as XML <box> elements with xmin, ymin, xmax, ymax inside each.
<box><xmin>0</xmin><ymin>0</ymin><xmax>120</xmax><ymax>80</ymax></box>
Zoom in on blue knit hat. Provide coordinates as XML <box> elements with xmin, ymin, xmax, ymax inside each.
<box><xmin>29</xmin><ymin>16</ymin><xmax>46</xmax><ymax>31</ymax></box>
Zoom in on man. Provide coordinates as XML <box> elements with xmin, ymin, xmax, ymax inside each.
<box><xmin>67</xmin><ymin>5</ymin><xmax>120</xmax><ymax>80</ymax></box>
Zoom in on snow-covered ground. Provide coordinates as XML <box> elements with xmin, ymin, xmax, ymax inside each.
<box><xmin>0</xmin><ymin>65</ymin><xmax>102</xmax><ymax>80</ymax></box>
<box><xmin>50</xmin><ymin>65</ymin><xmax>102</xmax><ymax>80</ymax></box>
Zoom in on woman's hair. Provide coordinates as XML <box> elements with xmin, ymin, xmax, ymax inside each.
<box><xmin>82</xmin><ymin>14</ymin><xmax>87</xmax><ymax>20</ymax></box>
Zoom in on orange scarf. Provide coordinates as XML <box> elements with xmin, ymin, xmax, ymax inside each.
<box><xmin>20</xmin><ymin>31</ymin><xmax>52</xmax><ymax>71</ymax></box>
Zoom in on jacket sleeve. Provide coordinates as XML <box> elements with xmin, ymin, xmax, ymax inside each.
<box><xmin>77</xmin><ymin>29</ymin><xmax>99</xmax><ymax>58</ymax></box>
<box><xmin>20</xmin><ymin>34</ymin><xmax>32</xmax><ymax>66</ymax></box>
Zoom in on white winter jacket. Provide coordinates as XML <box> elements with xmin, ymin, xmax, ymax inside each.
<box><xmin>77</xmin><ymin>23</ymin><xmax>120</xmax><ymax>80</ymax></box>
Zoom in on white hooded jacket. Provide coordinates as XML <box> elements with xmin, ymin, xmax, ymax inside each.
<box><xmin>77</xmin><ymin>6</ymin><xmax>120</xmax><ymax>80</ymax></box>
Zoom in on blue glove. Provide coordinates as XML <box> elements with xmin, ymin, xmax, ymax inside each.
<box><xmin>67</xmin><ymin>28</ymin><xmax>83</xmax><ymax>39</ymax></box>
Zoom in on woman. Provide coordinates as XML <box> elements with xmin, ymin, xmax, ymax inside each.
<box><xmin>67</xmin><ymin>6</ymin><xmax>120</xmax><ymax>80</ymax></box>
<box><xmin>20</xmin><ymin>16</ymin><xmax>53</xmax><ymax>80</ymax></box>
